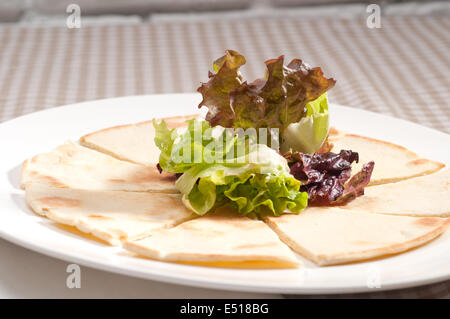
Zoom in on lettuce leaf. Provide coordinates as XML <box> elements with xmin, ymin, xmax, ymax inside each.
<box><xmin>197</xmin><ymin>50</ymin><xmax>246</xmax><ymax>127</ymax></box>
<box><xmin>283</xmin><ymin>150</ymin><xmax>374</xmax><ymax>205</ymax></box>
<box><xmin>153</xmin><ymin>119</ymin><xmax>308</xmax><ymax>216</ymax></box>
<box><xmin>176</xmin><ymin>144</ymin><xmax>308</xmax><ymax>216</ymax></box>
<box><xmin>153</xmin><ymin>118</ymin><xmax>247</xmax><ymax>174</ymax></box>
<box><xmin>333</xmin><ymin>161</ymin><xmax>375</xmax><ymax>204</ymax></box>
<box><xmin>197</xmin><ymin>50</ymin><xmax>335</xmax><ymax>139</ymax></box>
<box><xmin>280</xmin><ymin>93</ymin><xmax>330</xmax><ymax>154</ymax></box>
<box><xmin>180</xmin><ymin>171</ymin><xmax>307</xmax><ymax>216</ymax></box>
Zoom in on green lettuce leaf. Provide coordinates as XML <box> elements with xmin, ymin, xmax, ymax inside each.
<box><xmin>175</xmin><ymin>144</ymin><xmax>308</xmax><ymax>216</ymax></box>
<box><xmin>153</xmin><ymin>118</ymin><xmax>247</xmax><ymax>174</ymax></box>
<box><xmin>153</xmin><ymin>119</ymin><xmax>308</xmax><ymax>216</ymax></box>
<box><xmin>280</xmin><ymin>92</ymin><xmax>330</xmax><ymax>154</ymax></box>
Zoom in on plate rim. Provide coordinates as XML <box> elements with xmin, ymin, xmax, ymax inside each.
<box><xmin>0</xmin><ymin>93</ymin><xmax>449</xmax><ymax>295</ymax></box>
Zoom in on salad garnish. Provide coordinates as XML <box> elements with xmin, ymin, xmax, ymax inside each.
<box><xmin>153</xmin><ymin>118</ymin><xmax>308</xmax><ymax>216</ymax></box>
<box><xmin>284</xmin><ymin>150</ymin><xmax>374</xmax><ymax>205</ymax></box>
<box><xmin>197</xmin><ymin>50</ymin><xmax>336</xmax><ymax>154</ymax></box>
<box><xmin>153</xmin><ymin>50</ymin><xmax>373</xmax><ymax>216</ymax></box>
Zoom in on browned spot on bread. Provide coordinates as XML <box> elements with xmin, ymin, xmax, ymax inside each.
<box><xmin>328</xmin><ymin>127</ymin><xmax>340</xmax><ymax>136</ymax></box>
<box><xmin>88</xmin><ymin>214</ymin><xmax>112</xmax><ymax>219</ymax></box>
<box><xmin>41</xmin><ymin>176</ymin><xmax>68</xmax><ymax>188</ymax></box>
<box><xmin>407</xmin><ymin>158</ymin><xmax>429</xmax><ymax>166</ymax></box>
<box><xmin>414</xmin><ymin>217</ymin><xmax>441</xmax><ymax>227</ymax></box>
<box><xmin>38</xmin><ymin>196</ymin><xmax>81</xmax><ymax>208</ymax></box>
<box><xmin>130</xmin><ymin>167</ymin><xmax>177</xmax><ymax>184</ymax></box>
<box><xmin>143</xmin><ymin>194</ymin><xmax>186</xmax><ymax>216</ymax></box>
<box><xmin>28</xmin><ymin>172</ymin><xmax>68</xmax><ymax>188</ymax></box>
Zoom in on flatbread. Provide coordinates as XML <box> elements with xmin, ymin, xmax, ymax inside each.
<box><xmin>331</xmin><ymin>133</ymin><xmax>444</xmax><ymax>185</ymax></box>
<box><xmin>21</xmin><ymin>141</ymin><xmax>177</xmax><ymax>193</ymax></box>
<box><xmin>80</xmin><ymin>114</ymin><xmax>198</xmax><ymax>166</ymax></box>
<box><xmin>25</xmin><ymin>183</ymin><xmax>194</xmax><ymax>246</ymax></box>
<box><xmin>263</xmin><ymin>207</ymin><xmax>449</xmax><ymax>266</ymax></box>
<box><xmin>327</xmin><ymin>126</ymin><xmax>345</xmax><ymax>140</ymax></box>
<box><xmin>124</xmin><ymin>209</ymin><xmax>300</xmax><ymax>268</ymax></box>
<box><xmin>339</xmin><ymin>169</ymin><xmax>450</xmax><ymax>217</ymax></box>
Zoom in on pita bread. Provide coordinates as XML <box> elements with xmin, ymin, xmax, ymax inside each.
<box><xmin>80</xmin><ymin>114</ymin><xmax>198</xmax><ymax>166</ymax></box>
<box><xmin>331</xmin><ymin>133</ymin><xmax>444</xmax><ymax>185</ymax></box>
<box><xmin>327</xmin><ymin>126</ymin><xmax>345</xmax><ymax>140</ymax></box>
<box><xmin>263</xmin><ymin>207</ymin><xmax>449</xmax><ymax>266</ymax></box>
<box><xmin>21</xmin><ymin>141</ymin><xmax>178</xmax><ymax>193</ymax></box>
<box><xmin>26</xmin><ymin>183</ymin><xmax>194</xmax><ymax>246</ymax></box>
<box><xmin>124</xmin><ymin>209</ymin><xmax>300</xmax><ymax>268</ymax></box>
<box><xmin>339</xmin><ymin>169</ymin><xmax>450</xmax><ymax>217</ymax></box>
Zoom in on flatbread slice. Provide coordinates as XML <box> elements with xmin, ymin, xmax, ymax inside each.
<box><xmin>80</xmin><ymin>114</ymin><xmax>198</xmax><ymax>166</ymax></box>
<box><xmin>263</xmin><ymin>207</ymin><xmax>449</xmax><ymax>266</ymax></box>
<box><xmin>21</xmin><ymin>141</ymin><xmax>177</xmax><ymax>193</ymax></box>
<box><xmin>25</xmin><ymin>183</ymin><xmax>194</xmax><ymax>246</ymax></box>
<box><xmin>331</xmin><ymin>133</ymin><xmax>444</xmax><ymax>185</ymax></box>
<box><xmin>124</xmin><ymin>210</ymin><xmax>300</xmax><ymax>269</ymax></box>
<box><xmin>339</xmin><ymin>169</ymin><xmax>450</xmax><ymax>217</ymax></box>
<box><xmin>327</xmin><ymin>126</ymin><xmax>345</xmax><ymax>140</ymax></box>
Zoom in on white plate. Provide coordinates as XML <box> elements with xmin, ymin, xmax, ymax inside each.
<box><xmin>0</xmin><ymin>93</ymin><xmax>449</xmax><ymax>295</ymax></box>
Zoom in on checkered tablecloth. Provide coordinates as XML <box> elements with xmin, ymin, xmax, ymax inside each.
<box><xmin>0</xmin><ymin>13</ymin><xmax>448</xmax><ymax>298</ymax></box>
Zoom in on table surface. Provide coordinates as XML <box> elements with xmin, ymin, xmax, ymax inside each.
<box><xmin>0</xmin><ymin>9</ymin><xmax>449</xmax><ymax>298</ymax></box>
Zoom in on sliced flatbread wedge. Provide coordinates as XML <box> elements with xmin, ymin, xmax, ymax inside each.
<box><xmin>80</xmin><ymin>114</ymin><xmax>198</xmax><ymax>166</ymax></box>
<box><xmin>331</xmin><ymin>134</ymin><xmax>444</xmax><ymax>185</ymax></box>
<box><xmin>263</xmin><ymin>207</ymin><xmax>449</xmax><ymax>266</ymax></box>
<box><xmin>339</xmin><ymin>169</ymin><xmax>450</xmax><ymax>217</ymax></box>
<box><xmin>327</xmin><ymin>126</ymin><xmax>345</xmax><ymax>140</ymax></box>
<box><xmin>21</xmin><ymin>141</ymin><xmax>177</xmax><ymax>193</ymax></box>
<box><xmin>25</xmin><ymin>183</ymin><xmax>194</xmax><ymax>246</ymax></box>
<box><xmin>124</xmin><ymin>210</ymin><xmax>300</xmax><ymax>269</ymax></box>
